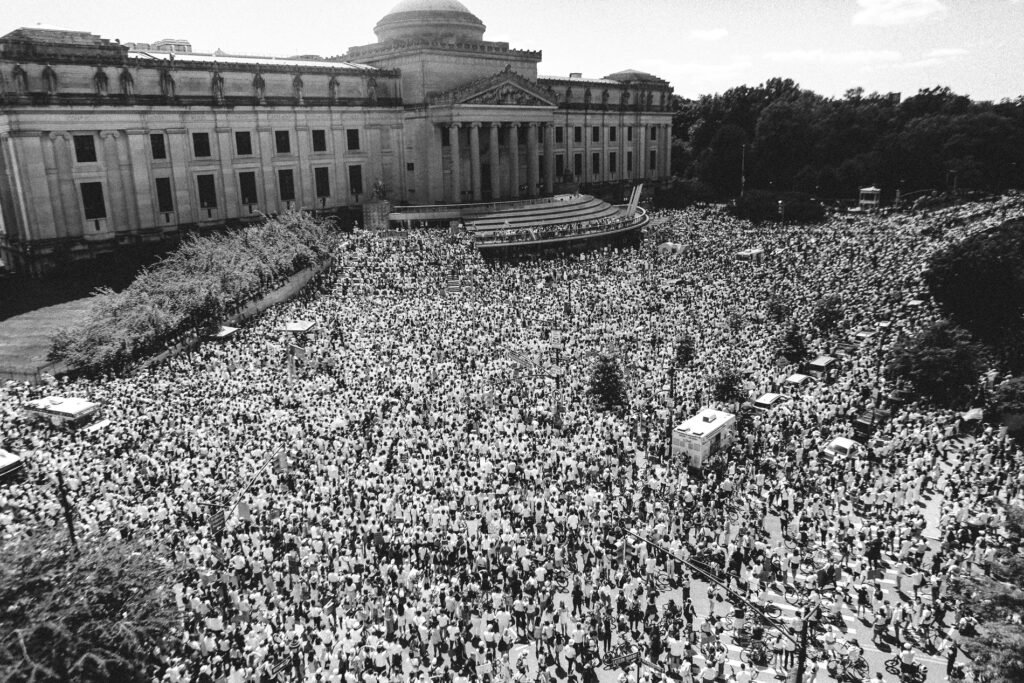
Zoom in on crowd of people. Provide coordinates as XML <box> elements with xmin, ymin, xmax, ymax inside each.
<box><xmin>474</xmin><ymin>213</ymin><xmax>639</xmax><ymax>245</ymax></box>
<box><xmin>2</xmin><ymin>195</ymin><xmax>1024</xmax><ymax>683</ymax></box>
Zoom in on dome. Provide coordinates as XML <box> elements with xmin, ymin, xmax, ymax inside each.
<box><xmin>374</xmin><ymin>0</ymin><xmax>486</xmax><ymax>43</ymax></box>
<box><xmin>604</xmin><ymin>69</ymin><xmax>667</xmax><ymax>84</ymax></box>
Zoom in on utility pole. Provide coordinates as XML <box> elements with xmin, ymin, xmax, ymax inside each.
<box><xmin>55</xmin><ymin>471</ymin><xmax>79</xmax><ymax>556</ymax></box>
<box><xmin>666</xmin><ymin>364</ymin><xmax>676</xmax><ymax>462</ymax></box>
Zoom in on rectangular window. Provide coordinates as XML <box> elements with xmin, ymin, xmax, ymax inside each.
<box><xmin>555</xmin><ymin>127</ymin><xmax>564</xmax><ymax>144</ymax></box>
<box><xmin>73</xmin><ymin>135</ymin><xmax>97</xmax><ymax>163</ymax></box>
<box><xmin>239</xmin><ymin>171</ymin><xmax>259</xmax><ymax>205</ymax></box>
<box><xmin>155</xmin><ymin>177</ymin><xmax>174</xmax><ymax>213</ymax></box>
<box><xmin>592</xmin><ymin>152</ymin><xmax>600</xmax><ymax>174</ymax></box>
<box><xmin>150</xmin><ymin>133</ymin><xmax>167</xmax><ymax>160</ymax></box>
<box><xmin>441</xmin><ymin>127</ymin><xmax>450</xmax><ymax>147</ymax></box>
<box><xmin>627</xmin><ymin>151</ymin><xmax>633</xmax><ymax>172</ymax></box>
<box><xmin>80</xmin><ymin>182</ymin><xmax>106</xmax><ymax>219</ymax></box>
<box><xmin>610</xmin><ymin>126</ymin><xmax>617</xmax><ymax>143</ymax></box>
<box><xmin>235</xmin><ymin>131</ymin><xmax>253</xmax><ymax>156</ymax></box>
<box><xmin>406</xmin><ymin>162</ymin><xmax>415</xmax><ymax>172</ymax></box>
<box><xmin>314</xmin><ymin>167</ymin><xmax>331</xmax><ymax>198</ymax></box>
<box><xmin>627</xmin><ymin>126</ymin><xmax>633</xmax><ymax>142</ymax></box>
<box><xmin>349</xmin><ymin>164</ymin><xmax>363</xmax><ymax>195</ymax></box>
<box><xmin>573</xmin><ymin>153</ymin><xmax>582</xmax><ymax>176</ymax></box>
<box><xmin>346</xmin><ymin>129</ymin><xmax>360</xmax><ymax>151</ymax></box>
<box><xmin>196</xmin><ymin>174</ymin><xmax>217</xmax><ymax>208</ymax></box>
<box><xmin>573</xmin><ymin>127</ymin><xmax>582</xmax><ymax>144</ymax></box>
<box><xmin>311</xmin><ymin>129</ymin><xmax>327</xmax><ymax>152</ymax></box>
<box><xmin>651</xmin><ymin>126</ymin><xmax>658</xmax><ymax>141</ymax></box>
<box><xmin>592</xmin><ymin>126</ymin><xmax>600</xmax><ymax>143</ymax></box>
<box><xmin>275</xmin><ymin>130</ymin><xmax>291</xmax><ymax>154</ymax></box>
<box><xmin>609</xmin><ymin>151</ymin><xmax>617</xmax><ymax>175</ymax></box>
<box><xmin>649</xmin><ymin>149</ymin><xmax>658</xmax><ymax>171</ymax></box>
<box><xmin>192</xmin><ymin>132</ymin><xmax>211</xmax><ymax>158</ymax></box>
<box><xmin>278</xmin><ymin>169</ymin><xmax>295</xmax><ymax>202</ymax></box>
<box><xmin>555</xmin><ymin>154</ymin><xmax>564</xmax><ymax>177</ymax></box>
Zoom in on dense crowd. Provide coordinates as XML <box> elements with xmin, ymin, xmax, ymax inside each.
<box><xmin>474</xmin><ymin>213</ymin><xmax>638</xmax><ymax>244</ymax></box>
<box><xmin>2</xmin><ymin>196</ymin><xmax>1024</xmax><ymax>683</ymax></box>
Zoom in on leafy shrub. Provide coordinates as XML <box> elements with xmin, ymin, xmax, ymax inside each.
<box><xmin>887</xmin><ymin>320</ymin><xmax>984</xmax><ymax>408</ymax></box>
<box><xmin>50</xmin><ymin>212</ymin><xmax>337</xmax><ymax>374</ymax></box>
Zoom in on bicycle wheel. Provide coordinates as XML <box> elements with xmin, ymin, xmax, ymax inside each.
<box><xmin>721</xmin><ymin>616</ymin><xmax>734</xmax><ymax>630</ymax></box>
<box><xmin>784</xmin><ymin>586</ymin><xmax>802</xmax><ymax>605</ymax></box>
<box><xmin>884</xmin><ymin>657</ymin><xmax>901</xmax><ymax>675</ymax></box>
<box><xmin>762</xmin><ymin>603</ymin><xmax>782</xmax><ymax>619</ymax></box>
<box><xmin>740</xmin><ymin>648</ymin><xmax>753</xmax><ymax>665</ymax></box>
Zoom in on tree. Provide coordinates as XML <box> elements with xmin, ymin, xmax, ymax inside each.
<box><xmin>0</xmin><ymin>529</ymin><xmax>182</xmax><ymax>682</ymax></box>
<box><xmin>767</xmin><ymin>296</ymin><xmax>793</xmax><ymax>324</ymax></box>
<box><xmin>887</xmin><ymin>320</ymin><xmax>984</xmax><ymax>408</ymax></box>
<box><xmin>810</xmin><ymin>295</ymin><xmax>844</xmax><ymax>335</ymax></box>
<box><xmin>675</xmin><ymin>334</ymin><xmax>696</xmax><ymax>368</ymax></box>
<box><xmin>781</xmin><ymin>325</ymin><xmax>810</xmax><ymax>363</ymax></box>
<box><xmin>587</xmin><ymin>353</ymin><xmax>628</xmax><ymax>413</ymax></box>
<box><xmin>712</xmin><ymin>369</ymin><xmax>745</xmax><ymax>404</ymax></box>
<box><xmin>946</xmin><ymin>516</ymin><xmax>1024</xmax><ymax>683</ymax></box>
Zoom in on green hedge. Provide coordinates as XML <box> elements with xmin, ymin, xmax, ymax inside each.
<box><xmin>50</xmin><ymin>212</ymin><xmax>338</xmax><ymax>374</ymax></box>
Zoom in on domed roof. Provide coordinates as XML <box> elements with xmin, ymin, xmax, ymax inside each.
<box><xmin>374</xmin><ymin>0</ymin><xmax>486</xmax><ymax>43</ymax></box>
<box><xmin>604</xmin><ymin>69</ymin><xmax>667</xmax><ymax>84</ymax></box>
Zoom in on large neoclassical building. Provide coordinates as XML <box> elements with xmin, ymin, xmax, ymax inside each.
<box><xmin>0</xmin><ymin>0</ymin><xmax>674</xmax><ymax>274</ymax></box>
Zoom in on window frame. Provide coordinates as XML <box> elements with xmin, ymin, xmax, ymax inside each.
<box><xmin>314</xmin><ymin>166</ymin><xmax>331</xmax><ymax>199</ymax></box>
<box><xmin>274</xmin><ymin>130</ymin><xmax>291</xmax><ymax>155</ymax></box>
<box><xmin>277</xmin><ymin>168</ymin><xmax>296</xmax><ymax>203</ymax></box>
<box><xmin>235</xmin><ymin>131</ymin><xmax>253</xmax><ymax>156</ymax></box>
<box><xmin>79</xmin><ymin>181</ymin><xmax>106</xmax><ymax>220</ymax></box>
<box><xmin>238</xmin><ymin>171</ymin><xmax>259</xmax><ymax>206</ymax></box>
<box><xmin>196</xmin><ymin>173</ymin><xmax>218</xmax><ymax>208</ymax></box>
<box><xmin>346</xmin><ymin>129</ymin><xmax>361</xmax><ymax>152</ymax></box>
<box><xmin>73</xmin><ymin>135</ymin><xmax>98</xmax><ymax>164</ymax></box>
<box><xmin>192</xmin><ymin>132</ymin><xmax>212</xmax><ymax>158</ymax></box>
<box><xmin>155</xmin><ymin>177</ymin><xmax>174</xmax><ymax>213</ymax></box>
<box><xmin>311</xmin><ymin>129</ymin><xmax>327</xmax><ymax>153</ymax></box>
<box><xmin>149</xmin><ymin>133</ymin><xmax>167</xmax><ymax>160</ymax></box>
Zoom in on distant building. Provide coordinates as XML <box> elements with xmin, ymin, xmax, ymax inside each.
<box><xmin>0</xmin><ymin>0</ymin><xmax>673</xmax><ymax>275</ymax></box>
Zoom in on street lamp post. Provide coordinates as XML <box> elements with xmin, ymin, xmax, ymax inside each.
<box><xmin>778</xmin><ymin>200</ymin><xmax>785</xmax><ymax>223</ymax></box>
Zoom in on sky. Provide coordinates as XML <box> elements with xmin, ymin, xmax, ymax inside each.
<box><xmin>3</xmin><ymin>0</ymin><xmax>1022</xmax><ymax>102</ymax></box>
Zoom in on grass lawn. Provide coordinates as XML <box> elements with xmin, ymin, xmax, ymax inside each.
<box><xmin>0</xmin><ymin>297</ymin><xmax>95</xmax><ymax>373</ymax></box>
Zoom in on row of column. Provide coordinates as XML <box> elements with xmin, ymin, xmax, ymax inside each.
<box><xmin>442</xmin><ymin>120</ymin><xmax>671</xmax><ymax>203</ymax></box>
<box><xmin>446</xmin><ymin>121</ymin><xmax>554</xmax><ymax>204</ymax></box>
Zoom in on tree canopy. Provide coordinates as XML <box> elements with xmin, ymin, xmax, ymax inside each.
<box><xmin>587</xmin><ymin>352</ymin><xmax>628</xmax><ymax>413</ymax></box>
<box><xmin>0</xmin><ymin>530</ymin><xmax>182</xmax><ymax>682</ymax></box>
<box><xmin>925</xmin><ymin>218</ymin><xmax>1024</xmax><ymax>371</ymax></box>
<box><xmin>887</xmin><ymin>320</ymin><xmax>984</xmax><ymax>408</ymax></box>
<box><xmin>672</xmin><ymin>80</ymin><xmax>1024</xmax><ymax>203</ymax></box>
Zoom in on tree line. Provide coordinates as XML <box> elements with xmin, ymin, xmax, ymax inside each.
<box><xmin>665</xmin><ymin>79</ymin><xmax>1024</xmax><ymax>208</ymax></box>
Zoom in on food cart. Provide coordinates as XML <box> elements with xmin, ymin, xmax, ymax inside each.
<box><xmin>671</xmin><ymin>408</ymin><xmax>736</xmax><ymax>469</ymax></box>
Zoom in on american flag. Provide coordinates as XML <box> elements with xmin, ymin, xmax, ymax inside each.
<box><xmin>446</xmin><ymin>280</ymin><xmax>462</xmax><ymax>293</ymax></box>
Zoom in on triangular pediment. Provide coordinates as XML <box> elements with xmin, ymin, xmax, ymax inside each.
<box><xmin>430</xmin><ymin>65</ymin><xmax>557</xmax><ymax>107</ymax></box>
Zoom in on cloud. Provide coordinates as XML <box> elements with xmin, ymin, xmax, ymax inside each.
<box><xmin>923</xmin><ymin>47</ymin><xmax>968</xmax><ymax>58</ymax></box>
<box><xmin>764</xmin><ymin>49</ymin><xmax>903</xmax><ymax>65</ymax></box>
<box><xmin>689</xmin><ymin>28</ymin><xmax>728</xmax><ymax>42</ymax></box>
<box><xmin>900</xmin><ymin>47</ymin><xmax>969</xmax><ymax>69</ymax></box>
<box><xmin>852</xmin><ymin>0</ymin><xmax>947</xmax><ymax>26</ymax></box>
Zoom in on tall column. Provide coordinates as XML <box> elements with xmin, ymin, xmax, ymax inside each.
<box><xmin>543</xmin><ymin>123</ymin><xmax>555</xmax><ymax>195</ymax></box>
<box><xmin>639</xmin><ymin>123</ymin><xmax>648</xmax><ymax>180</ymax></box>
<box><xmin>469</xmin><ymin>123</ymin><xmax>482</xmax><ymax>202</ymax></box>
<box><xmin>488</xmin><ymin>123</ymin><xmax>500</xmax><ymax>200</ymax></box>
<box><xmin>664</xmin><ymin>123</ymin><xmax>672</xmax><ymax>178</ymax></box>
<box><xmin>449</xmin><ymin>123</ymin><xmax>462</xmax><ymax>204</ymax></box>
<box><xmin>508</xmin><ymin>123</ymin><xmax>520</xmax><ymax>199</ymax></box>
<box><xmin>100</xmin><ymin>131</ymin><xmax>125</xmax><ymax>234</ymax></box>
<box><xmin>526</xmin><ymin>122</ymin><xmax>539</xmax><ymax>197</ymax></box>
<box><xmin>45</xmin><ymin>133</ymin><xmax>71</xmax><ymax>239</ymax></box>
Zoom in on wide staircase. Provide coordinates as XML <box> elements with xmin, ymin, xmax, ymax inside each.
<box><xmin>466</xmin><ymin>194</ymin><xmax>622</xmax><ymax>233</ymax></box>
